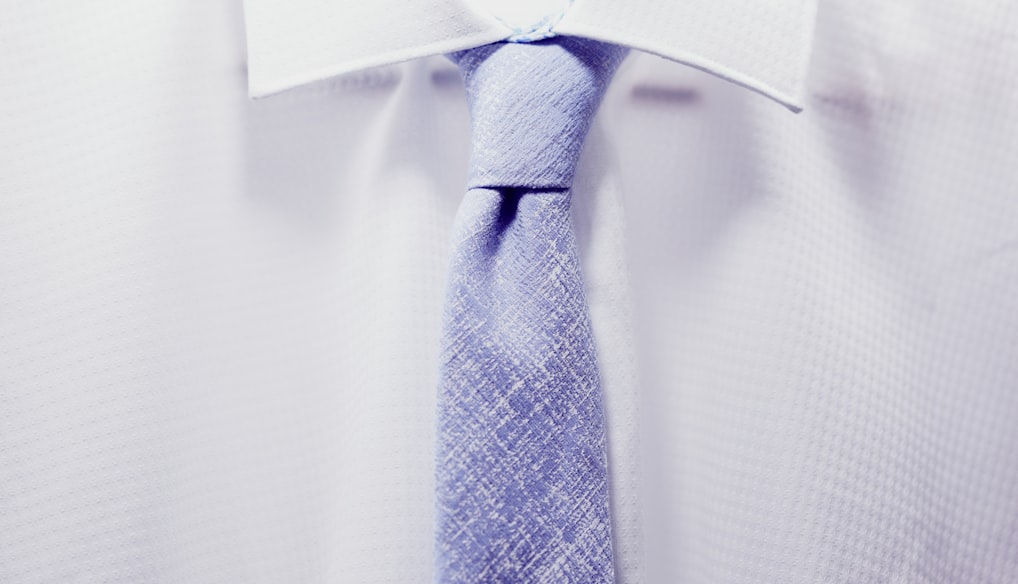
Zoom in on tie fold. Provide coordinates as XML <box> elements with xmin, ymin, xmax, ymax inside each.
<box><xmin>451</xmin><ymin>39</ymin><xmax>628</xmax><ymax>191</ymax></box>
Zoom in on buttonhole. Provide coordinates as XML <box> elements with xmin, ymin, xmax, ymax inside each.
<box><xmin>630</xmin><ymin>84</ymin><xmax>700</xmax><ymax>105</ymax></box>
<box><xmin>431</xmin><ymin>68</ymin><xmax>463</xmax><ymax>88</ymax></box>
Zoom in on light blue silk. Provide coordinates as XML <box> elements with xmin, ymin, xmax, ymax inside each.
<box><xmin>436</xmin><ymin>39</ymin><xmax>628</xmax><ymax>583</ymax></box>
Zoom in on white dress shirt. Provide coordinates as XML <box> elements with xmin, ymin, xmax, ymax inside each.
<box><xmin>1</xmin><ymin>1</ymin><xmax>1017</xmax><ymax>583</ymax></box>
<box><xmin>244</xmin><ymin>0</ymin><xmax>816</xmax><ymax>109</ymax></box>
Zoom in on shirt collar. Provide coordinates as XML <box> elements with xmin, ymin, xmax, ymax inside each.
<box><xmin>243</xmin><ymin>0</ymin><xmax>817</xmax><ymax>112</ymax></box>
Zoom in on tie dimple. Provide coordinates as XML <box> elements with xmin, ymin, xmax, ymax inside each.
<box><xmin>436</xmin><ymin>39</ymin><xmax>627</xmax><ymax>583</ymax></box>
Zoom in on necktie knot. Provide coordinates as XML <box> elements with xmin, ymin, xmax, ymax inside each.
<box><xmin>451</xmin><ymin>38</ymin><xmax>627</xmax><ymax>191</ymax></box>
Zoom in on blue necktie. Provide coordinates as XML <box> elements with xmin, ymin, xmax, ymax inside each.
<box><xmin>436</xmin><ymin>38</ymin><xmax>628</xmax><ymax>583</ymax></box>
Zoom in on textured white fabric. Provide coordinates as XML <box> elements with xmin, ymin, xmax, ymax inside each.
<box><xmin>556</xmin><ymin>0</ymin><xmax>817</xmax><ymax>110</ymax></box>
<box><xmin>2</xmin><ymin>1</ymin><xmax>1018</xmax><ymax>583</ymax></box>
<box><xmin>243</xmin><ymin>0</ymin><xmax>508</xmax><ymax>97</ymax></box>
<box><xmin>243</xmin><ymin>0</ymin><xmax>816</xmax><ymax>109</ymax></box>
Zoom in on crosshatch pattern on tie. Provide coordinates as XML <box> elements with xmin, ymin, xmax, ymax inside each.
<box><xmin>436</xmin><ymin>39</ymin><xmax>628</xmax><ymax>583</ymax></box>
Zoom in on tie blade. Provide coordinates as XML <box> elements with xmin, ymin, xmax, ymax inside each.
<box><xmin>437</xmin><ymin>187</ymin><xmax>615</xmax><ymax>583</ymax></box>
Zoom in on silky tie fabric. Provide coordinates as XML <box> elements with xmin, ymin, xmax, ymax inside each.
<box><xmin>437</xmin><ymin>39</ymin><xmax>628</xmax><ymax>583</ymax></box>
